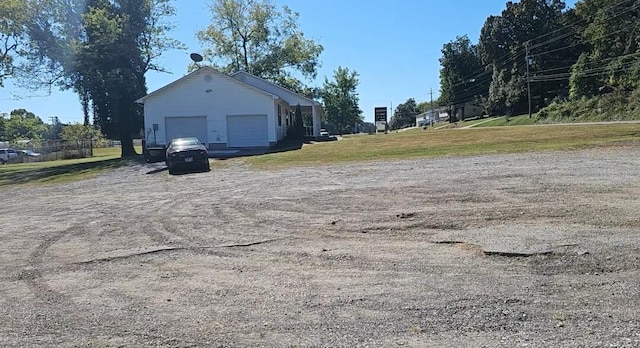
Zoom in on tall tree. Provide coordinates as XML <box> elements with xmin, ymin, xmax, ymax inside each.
<box><xmin>389</xmin><ymin>98</ymin><xmax>418</xmax><ymax>130</ymax></box>
<box><xmin>320</xmin><ymin>66</ymin><xmax>362</xmax><ymax>134</ymax></box>
<box><xmin>0</xmin><ymin>112</ymin><xmax>5</xmax><ymax>140</ymax></box>
<box><xmin>22</xmin><ymin>0</ymin><xmax>182</xmax><ymax>157</ymax></box>
<box><xmin>438</xmin><ymin>35</ymin><xmax>484</xmax><ymax>119</ymax></box>
<box><xmin>478</xmin><ymin>0</ymin><xmax>572</xmax><ymax>114</ymax></box>
<box><xmin>197</xmin><ymin>0</ymin><xmax>323</xmax><ymax>93</ymax></box>
<box><xmin>417</xmin><ymin>101</ymin><xmax>437</xmax><ymax>114</ymax></box>
<box><xmin>0</xmin><ymin>0</ymin><xmax>27</xmax><ymax>87</ymax></box>
<box><xmin>570</xmin><ymin>0</ymin><xmax>640</xmax><ymax>98</ymax></box>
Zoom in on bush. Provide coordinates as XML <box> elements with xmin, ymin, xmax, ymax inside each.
<box><xmin>537</xmin><ymin>90</ymin><xmax>640</xmax><ymax>123</ymax></box>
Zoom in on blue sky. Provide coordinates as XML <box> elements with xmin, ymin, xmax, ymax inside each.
<box><xmin>0</xmin><ymin>0</ymin><xmax>577</xmax><ymax>124</ymax></box>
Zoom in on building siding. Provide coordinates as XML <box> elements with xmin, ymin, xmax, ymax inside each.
<box><xmin>142</xmin><ymin>70</ymin><xmax>277</xmax><ymax>147</ymax></box>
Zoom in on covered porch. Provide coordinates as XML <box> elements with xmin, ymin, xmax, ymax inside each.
<box><xmin>276</xmin><ymin>102</ymin><xmax>323</xmax><ymax>141</ymax></box>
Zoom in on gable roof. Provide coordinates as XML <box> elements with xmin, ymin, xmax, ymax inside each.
<box><xmin>230</xmin><ymin>71</ymin><xmax>321</xmax><ymax>106</ymax></box>
<box><xmin>135</xmin><ymin>66</ymin><xmax>279</xmax><ymax>104</ymax></box>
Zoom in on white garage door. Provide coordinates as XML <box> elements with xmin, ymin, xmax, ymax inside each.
<box><xmin>226</xmin><ymin>115</ymin><xmax>269</xmax><ymax>147</ymax></box>
<box><xmin>165</xmin><ymin>116</ymin><xmax>208</xmax><ymax>145</ymax></box>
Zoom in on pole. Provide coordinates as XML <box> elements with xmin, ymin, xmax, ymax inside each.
<box><xmin>526</xmin><ymin>41</ymin><xmax>532</xmax><ymax>119</ymax></box>
<box><xmin>429</xmin><ymin>88</ymin><xmax>434</xmax><ymax>126</ymax></box>
<box><xmin>388</xmin><ymin>102</ymin><xmax>392</xmax><ymax>134</ymax></box>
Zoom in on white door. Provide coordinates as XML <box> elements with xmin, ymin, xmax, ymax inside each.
<box><xmin>165</xmin><ymin>116</ymin><xmax>208</xmax><ymax>145</ymax></box>
<box><xmin>226</xmin><ymin>115</ymin><xmax>269</xmax><ymax>147</ymax></box>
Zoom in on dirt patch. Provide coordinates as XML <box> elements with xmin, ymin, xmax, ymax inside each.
<box><xmin>1</xmin><ymin>147</ymin><xmax>639</xmax><ymax>347</ymax></box>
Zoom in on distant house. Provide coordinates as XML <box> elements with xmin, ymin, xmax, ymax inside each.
<box><xmin>415</xmin><ymin>107</ymin><xmax>450</xmax><ymax>126</ymax></box>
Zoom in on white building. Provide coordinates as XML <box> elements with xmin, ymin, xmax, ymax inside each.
<box><xmin>135</xmin><ymin>67</ymin><xmax>323</xmax><ymax>149</ymax></box>
<box><xmin>415</xmin><ymin>107</ymin><xmax>450</xmax><ymax>126</ymax></box>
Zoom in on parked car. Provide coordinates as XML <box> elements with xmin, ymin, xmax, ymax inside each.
<box><xmin>0</xmin><ymin>148</ymin><xmax>18</xmax><ymax>164</ymax></box>
<box><xmin>20</xmin><ymin>149</ymin><xmax>42</xmax><ymax>157</ymax></box>
<box><xmin>165</xmin><ymin>137</ymin><xmax>210</xmax><ymax>174</ymax></box>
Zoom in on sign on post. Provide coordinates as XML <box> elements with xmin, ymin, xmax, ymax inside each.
<box><xmin>374</xmin><ymin>107</ymin><xmax>388</xmax><ymax>133</ymax></box>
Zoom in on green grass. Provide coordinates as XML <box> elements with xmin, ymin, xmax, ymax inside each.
<box><xmin>0</xmin><ymin>146</ymin><xmax>143</xmax><ymax>186</ymax></box>
<box><xmin>472</xmin><ymin>114</ymin><xmax>537</xmax><ymax>127</ymax></box>
<box><xmin>458</xmin><ymin>116</ymin><xmax>501</xmax><ymax>127</ymax></box>
<box><xmin>245</xmin><ymin>123</ymin><xmax>640</xmax><ymax>168</ymax></box>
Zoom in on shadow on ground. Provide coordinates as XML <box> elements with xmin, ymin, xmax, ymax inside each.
<box><xmin>143</xmin><ymin>139</ymin><xmax>312</xmax><ymax>175</ymax></box>
<box><xmin>0</xmin><ymin>157</ymin><xmax>144</xmax><ymax>186</ymax></box>
<box><xmin>209</xmin><ymin>139</ymin><xmax>311</xmax><ymax>160</ymax></box>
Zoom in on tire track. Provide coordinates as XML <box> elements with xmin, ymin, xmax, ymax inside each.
<box><xmin>23</xmin><ymin>224</ymin><xmax>87</xmax><ymax>303</ymax></box>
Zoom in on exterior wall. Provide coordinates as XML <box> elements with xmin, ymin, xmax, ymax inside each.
<box><xmin>143</xmin><ymin>70</ymin><xmax>277</xmax><ymax>148</ymax></box>
<box><xmin>275</xmin><ymin>101</ymin><xmax>292</xmax><ymax>141</ymax></box>
<box><xmin>234</xmin><ymin>72</ymin><xmax>322</xmax><ymax>137</ymax></box>
<box><xmin>457</xmin><ymin>104</ymin><xmax>484</xmax><ymax>120</ymax></box>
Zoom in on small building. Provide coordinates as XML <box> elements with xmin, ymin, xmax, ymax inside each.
<box><xmin>453</xmin><ymin>102</ymin><xmax>484</xmax><ymax>120</ymax></box>
<box><xmin>135</xmin><ymin>67</ymin><xmax>323</xmax><ymax>149</ymax></box>
<box><xmin>415</xmin><ymin>107</ymin><xmax>450</xmax><ymax>126</ymax></box>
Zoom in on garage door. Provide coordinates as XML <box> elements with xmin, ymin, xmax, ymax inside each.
<box><xmin>226</xmin><ymin>115</ymin><xmax>269</xmax><ymax>147</ymax></box>
<box><xmin>165</xmin><ymin>116</ymin><xmax>207</xmax><ymax>145</ymax></box>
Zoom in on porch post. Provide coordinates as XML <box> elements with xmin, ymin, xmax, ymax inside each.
<box><xmin>312</xmin><ymin>105</ymin><xmax>321</xmax><ymax>137</ymax></box>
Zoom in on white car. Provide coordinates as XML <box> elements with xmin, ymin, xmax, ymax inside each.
<box><xmin>0</xmin><ymin>148</ymin><xmax>18</xmax><ymax>164</ymax></box>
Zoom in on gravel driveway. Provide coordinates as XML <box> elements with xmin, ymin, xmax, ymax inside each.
<box><xmin>1</xmin><ymin>146</ymin><xmax>639</xmax><ymax>347</ymax></box>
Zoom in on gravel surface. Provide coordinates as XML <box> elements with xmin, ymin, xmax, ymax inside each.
<box><xmin>1</xmin><ymin>146</ymin><xmax>639</xmax><ymax>347</ymax></box>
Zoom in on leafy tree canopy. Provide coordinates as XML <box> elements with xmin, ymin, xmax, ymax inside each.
<box><xmin>320</xmin><ymin>66</ymin><xmax>363</xmax><ymax>134</ymax></box>
<box><xmin>21</xmin><ymin>0</ymin><xmax>182</xmax><ymax>156</ymax></box>
<box><xmin>197</xmin><ymin>0</ymin><xmax>323</xmax><ymax>93</ymax></box>
<box><xmin>0</xmin><ymin>0</ymin><xmax>28</xmax><ymax>87</ymax></box>
<box><xmin>389</xmin><ymin>98</ymin><xmax>418</xmax><ymax>130</ymax></box>
<box><xmin>439</xmin><ymin>35</ymin><xmax>483</xmax><ymax>108</ymax></box>
<box><xmin>1</xmin><ymin>108</ymin><xmax>48</xmax><ymax>142</ymax></box>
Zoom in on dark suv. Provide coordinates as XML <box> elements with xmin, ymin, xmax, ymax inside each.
<box><xmin>0</xmin><ymin>148</ymin><xmax>18</xmax><ymax>164</ymax></box>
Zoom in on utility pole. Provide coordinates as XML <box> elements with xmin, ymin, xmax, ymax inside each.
<box><xmin>388</xmin><ymin>102</ymin><xmax>393</xmax><ymax>133</ymax></box>
<box><xmin>429</xmin><ymin>88</ymin><xmax>434</xmax><ymax>126</ymax></box>
<box><xmin>49</xmin><ymin>116</ymin><xmax>57</xmax><ymax>141</ymax></box>
<box><xmin>526</xmin><ymin>41</ymin><xmax>532</xmax><ymax>119</ymax></box>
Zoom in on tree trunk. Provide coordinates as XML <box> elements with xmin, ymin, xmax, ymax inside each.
<box><xmin>120</xmin><ymin>132</ymin><xmax>137</xmax><ymax>157</ymax></box>
<box><xmin>118</xmin><ymin>102</ymin><xmax>138</xmax><ymax>158</ymax></box>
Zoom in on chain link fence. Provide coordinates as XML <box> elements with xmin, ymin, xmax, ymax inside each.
<box><xmin>12</xmin><ymin>140</ymin><xmax>94</xmax><ymax>163</ymax></box>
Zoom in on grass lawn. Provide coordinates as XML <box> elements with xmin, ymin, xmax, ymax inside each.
<box><xmin>245</xmin><ymin>123</ymin><xmax>640</xmax><ymax>168</ymax></box>
<box><xmin>3</xmin><ymin>124</ymin><xmax>639</xmax><ymax>185</ymax></box>
<box><xmin>473</xmin><ymin>114</ymin><xmax>537</xmax><ymax>127</ymax></box>
<box><xmin>0</xmin><ymin>146</ymin><xmax>142</xmax><ymax>186</ymax></box>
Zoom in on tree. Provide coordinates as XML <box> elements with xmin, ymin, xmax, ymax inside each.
<box><xmin>0</xmin><ymin>0</ymin><xmax>27</xmax><ymax>87</ymax></box>
<box><xmin>478</xmin><ymin>0</ymin><xmax>573</xmax><ymax>115</ymax></box>
<box><xmin>438</xmin><ymin>35</ymin><xmax>484</xmax><ymax>119</ymax></box>
<box><xmin>286</xmin><ymin>103</ymin><xmax>305</xmax><ymax>140</ymax></box>
<box><xmin>197</xmin><ymin>0</ymin><xmax>323</xmax><ymax>93</ymax></box>
<box><xmin>61</xmin><ymin>122</ymin><xmax>104</xmax><ymax>155</ymax></box>
<box><xmin>389</xmin><ymin>98</ymin><xmax>418</xmax><ymax>130</ymax></box>
<box><xmin>3</xmin><ymin>108</ymin><xmax>48</xmax><ymax>142</ymax></box>
<box><xmin>417</xmin><ymin>101</ymin><xmax>438</xmax><ymax>114</ymax></box>
<box><xmin>0</xmin><ymin>112</ymin><xmax>6</xmax><ymax>140</ymax></box>
<box><xmin>320</xmin><ymin>66</ymin><xmax>363</xmax><ymax>134</ymax></box>
<box><xmin>22</xmin><ymin>0</ymin><xmax>182</xmax><ymax>157</ymax></box>
<box><xmin>570</xmin><ymin>0</ymin><xmax>640</xmax><ymax>98</ymax></box>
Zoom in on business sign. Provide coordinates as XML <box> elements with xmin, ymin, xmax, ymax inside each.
<box><xmin>374</xmin><ymin>107</ymin><xmax>388</xmax><ymax>122</ymax></box>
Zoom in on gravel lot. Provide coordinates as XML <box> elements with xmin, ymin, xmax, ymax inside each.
<box><xmin>1</xmin><ymin>146</ymin><xmax>639</xmax><ymax>347</ymax></box>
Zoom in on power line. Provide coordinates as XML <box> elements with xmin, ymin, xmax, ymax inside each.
<box><xmin>528</xmin><ymin>0</ymin><xmax>634</xmax><ymax>47</ymax></box>
<box><xmin>448</xmin><ymin>0</ymin><xmax>638</xmax><ymax>88</ymax></box>
<box><xmin>441</xmin><ymin>0</ymin><xmax>640</xmax><ymax>110</ymax></box>
<box><xmin>529</xmin><ymin>61</ymin><xmax>640</xmax><ymax>82</ymax></box>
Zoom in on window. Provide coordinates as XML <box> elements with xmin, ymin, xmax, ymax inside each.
<box><xmin>277</xmin><ymin>104</ymin><xmax>282</xmax><ymax>126</ymax></box>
